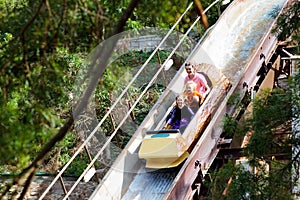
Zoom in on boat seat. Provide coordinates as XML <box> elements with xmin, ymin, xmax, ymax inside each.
<box><xmin>146</xmin><ymin>129</ymin><xmax>180</xmax><ymax>134</ymax></box>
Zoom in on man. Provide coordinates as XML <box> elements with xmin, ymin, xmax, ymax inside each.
<box><xmin>184</xmin><ymin>62</ymin><xmax>211</xmax><ymax>98</ymax></box>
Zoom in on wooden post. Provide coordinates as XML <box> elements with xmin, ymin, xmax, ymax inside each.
<box><xmin>155</xmin><ymin>50</ymin><xmax>167</xmax><ymax>86</ymax></box>
<box><xmin>108</xmin><ymin>110</ymin><xmax>121</xmax><ymax>149</ymax></box>
<box><xmin>57</xmin><ymin>170</ymin><xmax>69</xmax><ymax>200</ymax></box>
<box><xmin>126</xmin><ymin>92</ymin><xmax>136</xmax><ymax>121</ymax></box>
<box><xmin>84</xmin><ymin>146</ymin><xmax>100</xmax><ymax>183</ymax></box>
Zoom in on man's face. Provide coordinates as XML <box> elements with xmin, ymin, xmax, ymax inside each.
<box><xmin>185</xmin><ymin>65</ymin><xmax>195</xmax><ymax>75</ymax></box>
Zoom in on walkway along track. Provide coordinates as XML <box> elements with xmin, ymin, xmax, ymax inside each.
<box><xmin>38</xmin><ymin>0</ymin><xmax>291</xmax><ymax>199</ymax></box>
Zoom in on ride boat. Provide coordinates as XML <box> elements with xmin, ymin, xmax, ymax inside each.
<box><xmin>138</xmin><ymin>63</ymin><xmax>231</xmax><ymax>168</ymax></box>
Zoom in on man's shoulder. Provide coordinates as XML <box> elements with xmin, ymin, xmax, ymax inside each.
<box><xmin>195</xmin><ymin>72</ymin><xmax>210</xmax><ymax>85</ymax></box>
<box><xmin>195</xmin><ymin>72</ymin><xmax>204</xmax><ymax>78</ymax></box>
<box><xmin>194</xmin><ymin>73</ymin><xmax>204</xmax><ymax>81</ymax></box>
<box><xmin>184</xmin><ymin>76</ymin><xmax>190</xmax><ymax>82</ymax></box>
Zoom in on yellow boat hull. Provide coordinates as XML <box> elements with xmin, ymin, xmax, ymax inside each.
<box><xmin>144</xmin><ymin>151</ymin><xmax>190</xmax><ymax>169</ymax></box>
<box><xmin>138</xmin><ymin>132</ymin><xmax>189</xmax><ymax>168</ymax></box>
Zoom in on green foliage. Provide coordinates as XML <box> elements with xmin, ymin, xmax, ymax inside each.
<box><xmin>0</xmin><ymin>0</ymin><xmax>28</xmax><ymax>12</ymax></box>
<box><xmin>223</xmin><ymin>91</ymin><xmax>252</xmax><ymax>139</ymax></box>
<box><xmin>0</xmin><ymin>76</ymin><xmax>61</xmax><ymax>170</ymax></box>
<box><xmin>124</xmin><ymin>0</ymin><xmax>227</xmax><ymax>37</ymax></box>
<box><xmin>210</xmin><ymin>159</ymin><xmax>293</xmax><ymax>200</ymax></box>
<box><xmin>227</xmin><ymin>92</ymin><xmax>240</xmax><ymax>106</ymax></box>
<box><xmin>273</xmin><ymin>1</ymin><xmax>300</xmax><ymax>47</ymax></box>
<box><xmin>0</xmin><ymin>47</ymin><xmax>86</xmax><ymax>172</ymax></box>
<box><xmin>226</xmin><ymin>167</ymin><xmax>260</xmax><ymax>200</ymax></box>
<box><xmin>289</xmin><ymin>68</ymin><xmax>300</xmax><ymax>114</ymax></box>
<box><xmin>66</xmin><ymin>157</ymin><xmax>88</xmax><ymax>176</ymax></box>
<box><xmin>210</xmin><ymin>161</ymin><xmax>235</xmax><ymax>200</ymax></box>
<box><xmin>222</xmin><ymin>115</ymin><xmax>238</xmax><ymax>139</ymax></box>
<box><xmin>134</xmin><ymin>84</ymin><xmax>165</xmax><ymax>125</ymax></box>
<box><xmin>245</xmin><ymin>88</ymin><xmax>293</xmax><ymax>158</ymax></box>
<box><xmin>210</xmin><ymin>69</ymin><xmax>300</xmax><ymax>199</ymax></box>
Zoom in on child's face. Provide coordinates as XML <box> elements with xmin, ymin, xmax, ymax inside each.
<box><xmin>177</xmin><ymin>96</ymin><xmax>184</xmax><ymax>109</ymax></box>
<box><xmin>186</xmin><ymin>85</ymin><xmax>193</xmax><ymax>94</ymax></box>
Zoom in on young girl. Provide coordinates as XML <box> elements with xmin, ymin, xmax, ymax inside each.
<box><xmin>184</xmin><ymin>81</ymin><xmax>204</xmax><ymax>113</ymax></box>
<box><xmin>164</xmin><ymin>94</ymin><xmax>194</xmax><ymax>132</ymax></box>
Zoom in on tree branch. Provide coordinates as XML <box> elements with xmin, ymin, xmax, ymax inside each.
<box><xmin>194</xmin><ymin>0</ymin><xmax>209</xmax><ymax>29</ymax></box>
<box><xmin>51</xmin><ymin>0</ymin><xmax>68</xmax><ymax>51</ymax></box>
<box><xmin>0</xmin><ymin>0</ymin><xmax>46</xmax><ymax>50</ymax></box>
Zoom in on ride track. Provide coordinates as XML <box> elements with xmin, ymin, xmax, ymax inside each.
<box><xmin>39</xmin><ymin>0</ymin><xmax>291</xmax><ymax>199</ymax></box>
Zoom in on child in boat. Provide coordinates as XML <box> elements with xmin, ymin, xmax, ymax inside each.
<box><xmin>184</xmin><ymin>81</ymin><xmax>204</xmax><ymax>113</ymax></box>
<box><xmin>164</xmin><ymin>94</ymin><xmax>194</xmax><ymax>132</ymax></box>
<box><xmin>184</xmin><ymin>62</ymin><xmax>211</xmax><ymax>98</ymax></box>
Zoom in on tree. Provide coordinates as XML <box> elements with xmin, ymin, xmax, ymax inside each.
<box><xmin>0</xmin><ymin>0</ymin><xmax>141</xmax><ymax>199</ymax></box>
<box><xmin>273</xmin><ymin>0</ymin><xmax>300</xmax><ymax>50</ymax></box>
<box><xmin>210</xmin><ymin>70</ymin><xmax>300</xmax><ymax>199</ymax></box>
